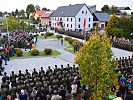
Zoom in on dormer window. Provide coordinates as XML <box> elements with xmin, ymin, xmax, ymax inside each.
<box><xmin>82</xmin><ymin>11</ymin><xmax>84</xmax><ymax>14</ymax></box>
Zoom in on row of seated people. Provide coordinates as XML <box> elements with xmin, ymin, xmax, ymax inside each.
<box><xmin>110</xmin><ymin>37</ymin><xmax>133</xmax><ymax>52</ymax></box>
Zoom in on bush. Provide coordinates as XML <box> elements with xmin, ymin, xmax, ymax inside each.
<box><xmin>44</xmin><ymin>48</ymin><xmax>52</xmax><ymax>55</ymax></box>
<box><xmin>68</xmin><ymin>39</ymin><xmax>79</xmax><ymax>44</ymax></box>
<box><xmin>15</xmin><ymin>48</ymin><xmax>23</xmax><ymax>57</ymax></box>
<box><xmin>56</xmin><ymin>35</ymin><xmax>63</xmax><ymax>40</ymax></box>
<box><xmin>30</xmin><ymin>49</ymin><xmax>39</xmax><ymax>56</ymax></box>
<box><xmin>64</xmin><ymin>37</ymin><xmax>72</xmax><ymax>41</ymax></box>
<box><xmin>45</xmin><ymin>32</ymin><xmax>54</xmax><ymax>37</ymax></box>
<box><xmin>72</xmin><ymin>41</ymin><xmax>83</xmax><ymax>51</ymax></box>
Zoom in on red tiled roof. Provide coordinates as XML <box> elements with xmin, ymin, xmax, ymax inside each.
<box><xmin>41</xmin><ymin>10</ymin><xmax>54</xmax><ymax>18</ymax></box>
<box><xmin>36</xmin><ymin>10</ymin><xmax>46</xmax><ymax>16</ymax></box>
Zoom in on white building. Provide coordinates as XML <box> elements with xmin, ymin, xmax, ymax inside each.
<box><xmin>50</xmin><ymin>4</ymin><xmax>95</xmax><ymax>32</ymax></box>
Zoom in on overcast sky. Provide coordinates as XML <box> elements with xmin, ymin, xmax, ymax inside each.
<box><xmin>0</xmin><ymin>0</ymin><xmax>132</xmax><ymax>13</ymax></box>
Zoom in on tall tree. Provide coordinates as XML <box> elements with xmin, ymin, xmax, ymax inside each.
<box><xmin>7</xmin><ymin>16</ymin><xmax>19</xmax><ymax>31</ymax></box>
<box><xmin>11</xmin><ymin>11</ymin><xmax>15</xmax><ymax>16</ymax></box>
<box><xmin>15</xmin><ymin>9</ymin><xmax>19</xmax><ymax>17</ymax></box>
<box><xmin>18</xmin><ymin>9</ymin><xmax>25</xmax><ymax>19</ymax></box>
<box><xmin>35</xmin><ymin>5</ymin><xmax>40</xmax><ymax>11</ymax></box>
<box><xmin>101</xmin><ymin>5</ymin><xmax>110</xmax><ymax>14</ymax></box>
<box><xmin>75</xmin><ymin>33</ymin><xmax>118</xmax><ymax>100</ymax></box>
<box><xmin>106</xmin><ymin>14</ymin><xmax>122</xmax><ymax>37</ymax></box>
<box><xmin>26</xmin><ymin>4</ymin><xmax>35</xmax><ymax>19</ymax></box>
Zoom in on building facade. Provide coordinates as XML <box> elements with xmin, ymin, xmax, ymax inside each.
<box><xmin>50</xmin><ymin>4</ymin><xmax>94</xmax><ymax>32</ymax></box>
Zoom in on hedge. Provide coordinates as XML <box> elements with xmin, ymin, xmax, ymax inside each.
<box><xmin>56</xmin><ymin>35</ymin><xmax>63</xmax><ymax>40</ymax></box>
<box><xmin>45</xmin><ymin>32</ymin><xmax>54</xmax><ymax>37</ymax></box>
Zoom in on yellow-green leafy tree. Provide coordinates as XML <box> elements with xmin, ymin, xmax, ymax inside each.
<box><xmin>7</xmin><ymin>16</ymin><xmax>19</xmax><ymax>31</ymax></box>
<box><xmin>75</xmin><ymin>33</ymin><xmax>118</xmax><ymax>100</ymax></box>
<box><xmin>106</xmin><ymin>14</ymin><xmax>122</xmax><ymax>37</ymax></box>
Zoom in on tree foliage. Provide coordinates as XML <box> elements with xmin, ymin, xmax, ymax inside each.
<box><xmin>106</xmin><ymin>14</ymin><xmax>122</xmax><ymax>37</ymax></box>
<box><xmin>101</xmin><ymin>5</ymin><xmax>111</xmax><ymax>14</ymax></box>
<box><xmin>7</xmin><ymin>16</ymin><xmax>20</xmax><ymax>31</ymax></box>
<box><xmin>106</xmin><ymin>14</ymin><xmax>133</xmax><ymax>39</ymax></box>
<box><xmin>26</xmin><ymin>4</ymin><xmax>35</xmax><ymax>19</ymax></box>
<box><xmin>35</xmin><ymin>5</ymin><xmax>40</xmax><ymax>11</ymax></box>
<box><xmin>42</xmin><ymin>7</ymin><xmax>50</xmax><ymax>11</ymax></box>
<box><xmin>75</xmin><ymin>34</ymin><xmax>118</xmax><ymax>100</ymax></box>
<box><xmin>19</xmin><ymin>9</ymin><xmax>25</xmax><ymax>19</ymax></box>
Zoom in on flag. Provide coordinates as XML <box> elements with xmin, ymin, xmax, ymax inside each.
<box><xmin>83</xmin><ymin>18</ymin><xmax>86</xmax><ymax>30</ymax></box>
<box><xmin>56</xmin><ymin>20</ymin><xmax>60</xmax><ymax>25</ymax></box>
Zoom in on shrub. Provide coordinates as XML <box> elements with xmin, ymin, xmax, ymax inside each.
<box><xmin>64</xmin><ymin>37</ymin><xmax>72</xmax><ymax>41</ymax></box>
<box><xmin>56</xmin><ymin>35</ymin><xmax>63</xmax><ymax>40</ymax></box>
<box><xmin>44</xmin><ymin>48</ymin><xmax>52</xmax><ymax>55</ymax></box>
<box><xmin>72</xmin><ymin>41</ymin><xmax>83</xmax><ymax>51</ymax></box>
<box><xmin>45</xmin><ymin>32</ymin><xmax>54</xmax><ymax>37</ymax></box>
<box><xmin>30</xmin><ymin>49</ymin><xmax>39</xmax><ymax>56</ymax></box>
<box><xmin>15</xmin><ymin>48</ymin><xmax>23</xmax><ymax>57</ymax></box>
<box><xmin>68</xmin><ymin>39</ymin><xmax>79</xmax><ymax>44</ymax></box>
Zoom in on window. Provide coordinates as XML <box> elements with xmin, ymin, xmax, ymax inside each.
<box><xmin>88</xmin><ymin>24</ymin><xmax>90</xmax><ymax>27</ymax></box>
<box><xmin>55</xmin><ymin>23</ymin><xmax>56</xmax><ymax>26</ymax></box>
<box><xmin>86</xmin><ymin>11</ymin><xmax>87</xmax><ymax>14</ymax></box>
<box><xmin>67</xmin><ymin>18</ymin><xmax>69</xmax><ymax>21</ymax></box>
<box><xmin>82</xmin><ymin>11</ymin><xmax>84</xmax><ymax>14</ymax></box>
<box><xmin>55</xmin><ymin>18</ymin><xmax>56</xmax><ymax>21</ymax></box>
<box><xmin>58</xmin><ymin>18</ymin><xmax>59</xmax><ymax>20</ymax></box>
<box><xmin>60</xmin><ymin>18</ymin><xmax>62</xmax><ymax>21</ymax></box>
<box><xmin>71</xmin><ymin>18</ymin><xmax>72</xmax><ymax>22</ymax></box>
<box><xmin>67</xmin><ymin>24</ymin><xmax>69</xmax><ymax>27</ymax></box>
<box><xmin>53</xmin><ymin>23</ymin><xmax>54</xmax><ymax>25</ymax></box>
<box><xmin>71</xmin><ymin>24</ymin><xmax>72</xmax><ymax>28</ymax></box>
<box><xmin>79</xmin><ymin>18</ymin><xmax>81</xmax><ymax>22</ymax></box>
<box><xmin>78</xmin><ymin>24</ymin><xmax>80</xmax><ymax>28</ymax></box>
<box><xmin>64</xmin><ymin>24</ymin><xmax>65</xmax><ymax>27</ymax></box>
<box><xmin>89</xmin><ymin>18</ymin><xmax>91</xmax><ymax>22</ymax></box>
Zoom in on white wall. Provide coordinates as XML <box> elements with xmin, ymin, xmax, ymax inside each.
<box><xmin>51</xmin><ymin>5</ymin><xmax>93</xmax><ymax>31</ymax></box>
<box><xmin>75</xmin><ymin>5</ymin><xmax>93</xmax><ymax>31</ymax></box>
<box><xmin>99</xmin><ymin>22</ymin><xmax>105</xmax><ymax>28</ymax></box>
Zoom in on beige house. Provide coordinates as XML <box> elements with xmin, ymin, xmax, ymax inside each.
<box><xmin>41</xmin><ymin>11</ymin><xmax>54</xmax><ymax>26</ymax></box>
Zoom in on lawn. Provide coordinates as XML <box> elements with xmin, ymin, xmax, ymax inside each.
<box><xmin>64</xmin><ymin>44</ymin><xmax>77</xmax><ymax>54</ymax></box>
<box><xmin>11</xmin><ymin>50</ymin><xmax>61</xmax><ymax>59</ymax></box>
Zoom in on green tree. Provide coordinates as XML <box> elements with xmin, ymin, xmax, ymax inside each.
<box><xmin>18</xmin><ymin>9</ymin><xmax>25</xmax><ymax>19</ymax></box>
<box><xmin>106</xmin><ymin>14</ymin><xmax>122</xmax><ymax>37</ymax></box>
<box><xmin>26</xmin><ymin>4</ymin><xmax>35</xmax><ymax>19</ymax></box>
<box><xmin>42</xmin><ymin>7</ymin><xmax>50</xmax><ymax>11</ymax></box>
<box><xmin>101</xmin><ymin>5</ymin><xmax>111</xmax><ymax>14</ymax></box>
<box><xmin>75</xmin><ymin>34</ymin><xmax>118</xmax><ymax>100</ymax></box>
<box><xmin>7</xmin><ymin>16</ymin><xmax>19</xmax><ymax>31</ymax></box>
<box><xmin>35</xmin><ymin>5</ymin><xmax>40</xmax><ymax>11</ymax></box>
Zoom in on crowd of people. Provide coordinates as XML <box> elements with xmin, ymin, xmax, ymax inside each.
<box><xmin>0</xmin><ymin>54</ymin><xmax>132</xmax><ymax>100</ymax></box>
<box><xmin>0</xmin><ymin>30</ymin><xmax>38</xmax><ymax>75</ymax></box>
<box><xmin>115</xmin><ymin>55</ymin><xmax>133</xmax><ymax>100</ymax></box>
<box><xmin>0</xmin><ymin>64</ymin><xmax>89</xmax><ymax>100</ymax></box>
<box><xmin>110</xmin><ymin>37</ymin><xmax>133</xmax><ymax>52</ymax></box>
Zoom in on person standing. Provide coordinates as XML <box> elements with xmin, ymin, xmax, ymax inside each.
<box><xmin>61</xmin><ymin>38</ymin><xmax>63</xmax><ymax>45</ymax></box>
<box><xmin>19</xmin><ymin>89</ymin><xmax>28</xmax><ymax>100</ymax></box>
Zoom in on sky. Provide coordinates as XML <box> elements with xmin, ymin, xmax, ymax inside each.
<box><xmin>0</xmin><ymin>0</ymin><xmax>133</xmax><ymax>13</ymax></box>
